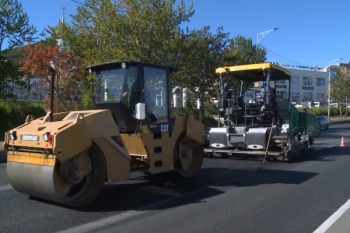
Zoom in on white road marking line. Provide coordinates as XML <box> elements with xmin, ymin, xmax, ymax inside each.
<box><xmin>313</xmin><ymin>199</ymin><xmax>350</xmax><ymax>233</ymax></box>
<box><xmin>0</xmin><ymin>185</ymin><xmax>13</xmax><ymax>191</ymax></box>
<box><xmin>56</xmin><ymin>210</ymin><xmax>150</xmax><ymax>233</ymax></box>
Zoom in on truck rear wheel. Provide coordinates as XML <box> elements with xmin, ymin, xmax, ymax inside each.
<box><xmin>59</xmin><ymin>144</ymin><xmax>106</xmax><ymax>207</ymax></box>
<box><xmin>285</xmin><ymin>135</ymin><xmax>296</xmax><ymax>162</ymax></box>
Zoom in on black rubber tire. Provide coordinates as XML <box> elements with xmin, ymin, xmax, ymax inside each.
<box><xmin>60</xmin><ymin>144</ymin><xmax>106</xmax><ymax>207</ymax></box>
<box><xmin>174</xmin><ymin>135</ymin><xmax>204</xmax><ymax>178</ymax></box>
<box><xmin>300</xmin><ymin>141</ymin><xmax>309</xmax><ymax>158</ymax></box>
<box><xmin>285</xmin><ymin>135</ymin><xmax>296</xmax><ymax>163</ymax></box>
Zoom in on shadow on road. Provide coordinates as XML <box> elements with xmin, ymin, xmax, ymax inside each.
<box><xmin>24</xmin><ymin>147</ymin><xmax>349</xmax><ymax>212</ymax></box>
<box><xmin>306</xmin><ymin>146</ymin><xmax>350</xmax><ymax>162</ymax></box>
<box><xmin>57</xmin><ymin>165</ymin><xmax>319</xmax><ymax>212</ymax></box>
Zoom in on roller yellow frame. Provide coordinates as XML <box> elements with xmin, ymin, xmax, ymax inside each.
<box><xmin>4</xmin><ymin>60</ymin><xmax>205</xmax><ymax>207</ymax></box>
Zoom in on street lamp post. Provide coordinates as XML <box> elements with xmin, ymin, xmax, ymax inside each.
<box><xmin>327</xmin><ymin>58</ymin><xmax>343</xmax><ymax>121</ymax></box>
<box><xmin>257</xmin><ymin>28</ymin><xmax>279</xmax><ymax>45</ymax></box>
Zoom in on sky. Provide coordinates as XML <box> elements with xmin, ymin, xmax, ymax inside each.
<box><xmin>16</xmin><ymin>0</ymin><xmax>350</xmax><ymax>68</ymax></box>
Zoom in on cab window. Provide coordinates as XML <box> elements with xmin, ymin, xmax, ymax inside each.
<box><xmin>144</xmin><ymin>67</ymin><xmax>168</xmax><ymax>122</ymax></box>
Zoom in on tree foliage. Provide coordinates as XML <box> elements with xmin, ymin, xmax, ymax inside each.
<box><xmin>216</xmin><ymin>36</ymin><xmax>267</xmax><ymax>96</ymax></box>
<box><xmin>222</xmin><ymin>36</ymin><xmax>266</xmax><ymax>65</ymax></box>
<box><xmin>174</xmin><ymin>33</ymin><xmax>266</xmax><ymax>95</ymax></box>
<box><xmin>0</xmin><ymin>0</ymin><xmax>37</xmax><ymax>98</ymax></box>
<box><xmin>24</xmin><ymin>0</ymin><xmax>267</xmax><ymax>112</ymax></box>
<box><xmin>67</xmin><ymin>0</ymin><xmax>193</xmax><ymax>65</ymax></box>
<box><xmin>43</xmin><ymin>0</ymin><xmax>196</xmax><ymax>108</ymax></box>
<box><xmin>18</xmin><ymin>43</ymin><xmax>85</xmax><ymax>111</ymax></box>
<box><xmin>174</xmin><ymin>26</ymin><xmax>229</xmax><ymax>102</ymax></box>
<box><xmin>0</xmin><ymin>57</ymin><xmax>20</xmax><ymax>98</ymax></box>
<box><xmin>0</xmin><ymin>0</ymin><xmax>37</xmax><ymax>51</ymax></box>
<box><xmin>330</xmin><ymin>67</ymin><xmax>350</xmax><ymax>117</ymax></box>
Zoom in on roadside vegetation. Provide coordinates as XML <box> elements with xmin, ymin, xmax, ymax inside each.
<box><xmin>0</xmin><ymin>100</ymin><xmax>45</xmax><ymax>140</ymax></box>
<box><xmin>301</xmin><ymin>106</ymin><xmax>348</xmax><ymax>119</ymax></box>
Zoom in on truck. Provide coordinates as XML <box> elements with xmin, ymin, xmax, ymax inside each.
<box><xmin>3</xmin><ymin>60</ymin><xmax>205</xmax><ymax>206</ymax></box>
<box><xmin>204</xmin><ymin>63</ymin><xmax>320</xmax><ymax>162</ymax></box>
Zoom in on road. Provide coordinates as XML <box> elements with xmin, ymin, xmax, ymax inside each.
<box><xmin>1</xmin><ymin>122</ymin><xmax>350</xmax><ymax>233</ymax></box>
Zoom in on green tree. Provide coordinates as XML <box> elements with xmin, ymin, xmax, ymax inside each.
<box><xmin>46</xmin><ymin>0</ymin><xmax>195</xmax><ymax>108</ymax></box>
<box><xmin>173</xmin><ymin>26</ymin><xmax>229</xmax><ymax>117</ymax></box>
<box><xmin>68</xmin><ymin>0</ymin><xmax>194</xmax><ymax>65</ymax></box>
<box><xmin>330</xmin><ymin>67</ymin><xmax>350</xmax><ymax>117</ymax></box>
<box><xmin>219</xmin><ymin>36</ymin><xmax>267</xmax><ymax>94</ymax></box>
<box><xmin>222</xmin><ymin>35</ymin><xmax>266</xmax><ymax>66</ymax></box>
<box><xmin>0</xmin><ymin>0</ymin><xmax>37</xmax><ymax>51</ymax></box>
<box><xmin>0</xmin><ymin>0</ymin><xmax>37</xmax><ymax>98</ymax></box>
<box><xmin>0</xmin><ymin>57</ymin><xmax>21</xmax><ymax>99</ymax></box>
<box><xmin>45</xmin><ymin>17</ymin><xmax>79</xmax><ymax>53</ymax></box>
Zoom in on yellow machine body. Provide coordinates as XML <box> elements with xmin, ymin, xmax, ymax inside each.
<box><xmin>4</xmin><ymin>61</ymin><xmax>205</xmax><ymax>206</ymax></box>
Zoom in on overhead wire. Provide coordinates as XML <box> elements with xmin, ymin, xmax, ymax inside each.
<box><xmin>259</xmin><ymin>45</ymin><xmax>312</xmax><ymax>67</ymax></box>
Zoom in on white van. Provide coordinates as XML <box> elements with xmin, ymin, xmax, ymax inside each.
<box><xmin>313</xmin><ymin>102</ymin><xmax>321</xmax><ymax>107</ymax></box>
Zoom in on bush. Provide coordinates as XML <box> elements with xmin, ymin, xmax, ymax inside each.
<box><xmin>308</xmin><ymin>106</ymin><xmax>328</xmax><ymax>116</ymax></box>
<box><xmin>0</xmin><ymin>100</ymin><xmax>45</xmax><ymax>140</ymax></box>
<box><xmin>307</xmin><ymin>106</ymin><xmax>349</xmax><ymax>117</ymax></box>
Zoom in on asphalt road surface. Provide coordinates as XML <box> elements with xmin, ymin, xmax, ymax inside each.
<box><xmin>1</xmin><ymin>122</ymin><xmax>350</xmax><ymax>233</ymax></box>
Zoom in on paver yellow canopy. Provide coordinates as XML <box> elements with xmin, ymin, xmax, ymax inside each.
<box><xmin>4</xmin><ymin>60</ymin><xmax>205</xmax><ymax>206</ymax></box>
<box><xmin>205</xmin><ymin>63</ymin><xmax>321</xmax><ymax>161</ymax></box>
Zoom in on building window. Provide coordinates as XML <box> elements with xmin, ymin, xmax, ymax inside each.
<box><xmin>291</xmin><ymin>91</ymin><xmax>299</xmax><ymax>102</ymax></box>
<box><xmin>291</xmin><ymin>76</ymin><xmax>299</xmax><ymax>85</ymax></box>
<box><xmin>316</xmin><ymin>93</ymin><xmax>325</xmax><ymax>101</ymax></box>
<box><xmin>316</xmin><ymin>78</ymin><xmax>325</xmax><ymax>87</ymax></box>
<box><xmin>276</xmin><ymin>80</ymin><xmax>285</xmax><ymax>84</ymax></box>
<box><xmin>303</xmin><ymin>92</ymin><xmax>313</xmax><ymax>101</ymax></box>
<box><xmin>302</xmin><ymin>76</ymin><xmax>313</xmax><ymax>86</ymax></box>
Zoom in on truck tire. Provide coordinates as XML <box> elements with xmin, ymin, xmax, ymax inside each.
<box><xmin>300</xmin><ymin>141</ymin><xmax>309</xmax><ymax>158</ymax></box>
<box><xmin>286</xmin><ymin>150</ymin><xmax>296</xmax><ymax>162</ymax></box>
<box><xmin>285</xmin><ymin>134</ymin><xmax>296</xmax><ymax>162</ymax></box>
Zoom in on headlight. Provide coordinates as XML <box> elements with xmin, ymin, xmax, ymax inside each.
<box><xmin>43</xmin><ymin>132</ymin><xmax>53</xmax><ymax>145</ymax></box>
<box><xmin>9</xmin><ymin>131</ymin><xmax>17</xmax><ymax>141</ymax></box>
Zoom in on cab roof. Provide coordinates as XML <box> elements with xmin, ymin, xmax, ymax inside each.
<box><xmin>215</xmin><ymin>63</ymin><xmax>291</xmax><ymax>82</ymax></box>
<box><xmin>86</xmin><ymin>60</ymin><xmax>176</xmax><ymax>72</ymax></box>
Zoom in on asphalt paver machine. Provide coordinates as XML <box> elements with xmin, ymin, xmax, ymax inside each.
<box><xmin>204</xmin><ymin>63</ymin><xmax>320</xmax><ymax>162</ymax></box>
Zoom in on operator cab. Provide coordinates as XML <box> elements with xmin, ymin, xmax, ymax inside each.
<box><xmin>87</xmin><ymin>60</ymin><xmax>173</xmax><ymax>133</ymax></box>
<box><xmin>216</xmin><ymin>63</ymin><xmax>291</xmax><ymax>127</ymax></box>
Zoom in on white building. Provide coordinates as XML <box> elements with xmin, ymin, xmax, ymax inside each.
<box><xmin>274</xmin><ymin>63</ymin><xmax>346</xmax><ymax>104</ymax></box>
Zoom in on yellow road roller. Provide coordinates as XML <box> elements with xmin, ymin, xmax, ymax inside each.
<box><xmin>4</xmin><ymin>60</ymin><xmax>205</xmax><ymax>206</ymax></box>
